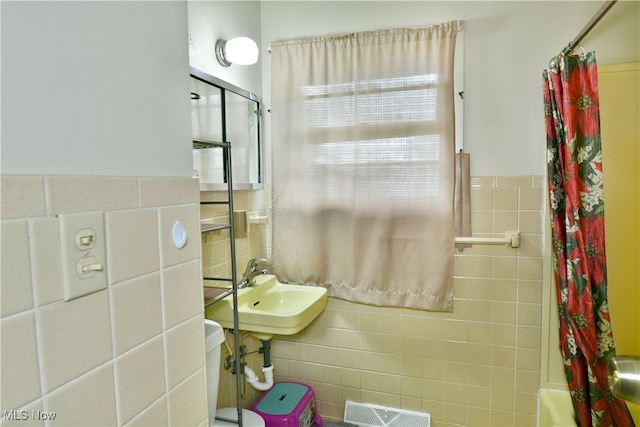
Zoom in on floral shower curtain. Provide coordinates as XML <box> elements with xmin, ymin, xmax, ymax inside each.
<box><xmin>543</xmin><ymin>52</ymin><xmax>634</xmax><ymax>427</ymax></box>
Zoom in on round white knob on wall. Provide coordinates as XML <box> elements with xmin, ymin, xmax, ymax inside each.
<box><xmin>172</xmin><ymin>220</ymin><xmax>188</xmax><ymax>249</ymax></box>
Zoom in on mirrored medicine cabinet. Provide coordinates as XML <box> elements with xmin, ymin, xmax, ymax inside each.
<box><xmin>190</xmin><ymin>67</ymin><xmax>262</xmax><ymax>190</ymax></box>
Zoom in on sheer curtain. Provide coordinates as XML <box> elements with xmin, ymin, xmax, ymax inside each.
<box><xmin>271</xmin><ymin>22</ymin><xmax>458</xmax><ymax>311</ymax></box>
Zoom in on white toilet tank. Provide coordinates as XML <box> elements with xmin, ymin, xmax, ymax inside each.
<box><xmin>204</xmin><ymin>319</ymin><xmax>225</xmax><ymax>425</ymax></box>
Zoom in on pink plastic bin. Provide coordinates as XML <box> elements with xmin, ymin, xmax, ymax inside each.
<box><xmin>251</xmin><ymin>382</ymin><xmax>322</xmax><ymax>427</ymax></box>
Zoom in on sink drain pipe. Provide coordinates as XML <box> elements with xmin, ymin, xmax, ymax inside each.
<box><xmin>243</xmin><ymin>339</ymin><xmax>274</xmax><ymax>391</ymax></box>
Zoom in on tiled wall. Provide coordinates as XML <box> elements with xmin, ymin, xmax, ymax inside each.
<box><xmin>0</xmin><ymin>175</ymin><xmax>206</xmax><ymax>427</ymax></box>
<box><xmin>200</xmin><ymin>186</ymin><xmax>272</xmax><ymax>410</ymax></box>
<box><xmin>220</xmin><ymin>176</ymin><xmax>544</xmax><ymax>426</ymax></box>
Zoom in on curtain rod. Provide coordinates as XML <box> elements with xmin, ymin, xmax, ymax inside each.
<box><xmin>552</xmin><ymin>0</ymin><xmax>617</xmax><ymax>64</ymax></box>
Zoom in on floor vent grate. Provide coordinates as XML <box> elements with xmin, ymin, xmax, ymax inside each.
<box><xmin>343</xmin><ymin>401</ymin><xmax>430</xmax><ymax>427</ymax></box>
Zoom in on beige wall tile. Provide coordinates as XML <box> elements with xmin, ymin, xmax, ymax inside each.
<box><xmin>517</xmin><ymin>303</ymin><xmax>543</xmax><ymax>327</ymax></box>
<box><xmin>165</xmin><ymin>316</ymin><xmax>205</xmax><ymax>389</ymax></box>
<box><xmin>338</xmin><ymin>308</ymin><xmax>360</xmax><ymax>330</ymax></box>
<box><xmin>232</xmin><ymin>191</ymin><xmax>249</xmax><ymax>211</ymax></box>
<box><xmin>516</xmin><ymin>233</ymin><xmax>543</xmax><ymax>258</ymax></box>
<box><xmin>322</xmin><ymin>328</ymin><xmax>342</xmax><ymax>347</ymax></box>
<box><xmin>124</xmin><ymin>397</ymin><xmax>168</xmax><ymax>427</ymax></box>
<box><xmin>0</xmin><ymin>400</ymin><xmax>46</xmax><ymax>427</ymax></box>
<box><xmin>29</xmin><ymin>218</ymin><xmax>64</xmax><ymax>307</ymax></box>
<box><xmin>493</xmin><ymin>279</ymin><xmax>517</xmax><ymax>302</ymax></box>
<box><xmin>490</xmin><ymin>387</ymin><xmax>515</xmax><ymax>412</ymax></box>
<box><xmin>496</xmin><ymin>176</ymin><xmax>533</xmax><ymax>188</ymax></box>
<box><xmin>47</xmin><ymin>176</ymin><xmax>138</xmax><ymax>214</ymax></box>
<box><xmin>515</xmin><ymin>391</ymin><xmax>538</xmax><ymax>415</ymax></box>
<box><xmin>517</xmin><ymin>326</ymin><xmax>541</xmax><ymax>349</ymax></box>
<box><xmin>466</xmin><ymin>405</ymin><xmax>491</xmax><ymax>427</ymax></box>
<box><xmin>420</xmin><ymin>379</ymin><xmax>443</xmax><ymax>402</ymax></box>
<box><xmin>492</xmin><ymin>349</ymin><xmax>516</xmax><ymax>371</ymax></box>
<box><xmin>492</xmin><ymin>324</ymin><xmax>516</xmax><ymax>346</ymax></box>
<box><xmin>468</xmin><ymin>256</ymin><xmax>493</xmax><ymax>279</ymax></box>
<box><xmin>491</xmin><ymin>409</ymin><xmax>515</xmax><ymax>426</ymax></box>
<box><xmin>139</xmin><ymin>177</ymin><xmax>199</xmax><ymax>208</ymax></box>
<box><xmin>400</xmin><ymin>356</ymin><xmax>423</xmax><ymax>379</ymax></box>
<box><xmin>38</xmin><ymin>290</ymin><xmax>112</xmax><ymax>392</ymax></box>
<box><xmin>443</xmin><ymin>401</ymin><xmax>466</xmax><ymax>425</ymax></box>
<box><xmin>422</xmin><ymin>360</ymin><xmax>445</xmax><ymax>382</ymax></box>
<box><xmin>467</xmin><ymin>364</ymin><xmax>491</xmax><ymax>386</ymax></box>
<box><xmin>452</xmin><ymin>277</ymin><xmax>469</xmax><ymax>298</ymax></box>
<box><xmin>467</xmin><ymin>322</ymin><xmax>492</xmax><ymax>344</ymax></box>
<box><xmin>106</xmin><ymin>209</ymin><xmax>160</xmax><ymax>284</ymax></box>
<box><xmin>1</xmin><ymin>175</ymin><xmax>46</xmax><ymax>220</ymax></box>
<box><xmin>516</xmin><ymin>347</ymin><xmax>541</xmax><ymax>371</ymax></box>
<box><xmin>466</xmin><ymin>278</ymin><xmax>492</xmax><ymax>300</ymax></box>
<box><xmin>517</xmin><ymin>256</ymin><xmax>544</xmax><ymax>281</ymax></box>
<box><xmin>470</xmin><ymin>187</ymin><xmax>493</xmax><ymax>210</ymax></box>
<box><xmin>470</xmin><ymin>211</ymin><xmax>493</xmax><ymax>233</ymax></box>
<box><xmin>162</xmin><ymin>260</ymin><xmax>203</xmax><ymax>329</ymax></box>
<box><xmin>110</xmin><ymin>273</ymin><xmax>162</xmax><ymax>355</ymax></box>
<box><xmin>1</xmin><ymin>220</ymin><xmax>33</xmax><ymax>317</ymax></box>
<box><xmin>422</xmin><ymin>399</ymin><xmax>444</xmax><ymax>422</ymax></box>
<box><xmin>515</xmin><ymin>369</ymin><xmax>540</xmax><ymax>393</ymax></box>
<box><xmin>493</xmin><ymin>210</ymin><xmax>518</xmax><ymax>233</ymax></box>
<box><xmin>44</xmin><ymin>364</ymin><xmax>117</xmax><ymax>426</ymax></box>
<box><xmin>453</xmin><ymin>255</ymin><xmax>469</xmax><ymax>277</ymax></box>
<box><xmin>167</xmin><ymin>370</ymin><xmax>207</xmax><ymax>427</ymax></box>
<box><xmin>494</xmin><ymin>188</ymin><xmax>518</xmax><ymax>210</ymax></box>
<box><xmin>519</xmin><ymin>187</ymin><xmax>543</xmax><ymax>210</ymax></box>
<box><xmin>444</xmin><ymin>362</ymin><xmax>467</xmax><ymax>384</ymax></box>
<box><xmin>494</xmin><ymin>256</ymin><xmax>517</xmax><ymax>280</ymax></box>
<box><xmin>401</xmin><ymin>377</ymin><xmax>423</xmax><ymax>398</ymax></box>
<box><xmin>514</xmin><ymin>413</ymin><xmax>536</xmax><ymax>426</ymax></box>
<box><xmin>471</xmin><ymin>177</ymin><xmax>496</xmax><ymax>188</ymax></box>
<box><xmin>2</xmin><ymin>174</ymin><xmax>206</xmax><ymax>427</ymax></box>
<box><xmin>341</xmin><ymin>329</ymin><xmax>361</xmax><ymax>350</ymax></box>
<box><xmin>444</xmin><ymin>341</ymin><xmax>468</xmax><ymax>363</ymax></box>
<box><xmin>400</xmin><ymin>315</ymin><xmax>422</xmax><ymax>337</ymax></box>
<box><xmin>466</xmin><ymin>300</ymin><xmax>492</xmax><ymax>322</ymax></box>
<box><xmin>158</xmin><ymin>205</ymin><xmax>200</xmax><ymax>268</ymax></box>
<box><xmin>519</xmin><ymin>210</ymin><xmax>543</xmax><ymax>234</ymax></box>
<box><xmin>444</xmin><ymin>319</ymin><xmax>467</xmax><ymax>341</ymax></box>
<box><xmin>492</xmin><ymin>301</ymin><xmax>516</xmax><ymax>324</ymax></box>
<box><xmin>518</xmin><ymin>280</ymin><xmax>543</xmax><ymax>304</ymax></box>
<box><xmin>491</xmin><ymin>364</ymin><xmax>515</xmax><ymax>394</ymax></box>
<box><xmin>115</xmin><ymin>336</ymin><xmax>166</xmax><ymax>424</ymax></box>
<box><xmin>359</xmin><ymin>311</ymin><xmax>380</xmax><ymax>333</ymax></box>
<box><xmin>379</xmin><ymin>313</ymin><xmax>401</xmax><ymax>335</ymax></box>
<box><xmin>0</xmin><ymin>312</ymin><xmax>41</xmax><ymax>409</ymax></box>
<box><xmin>214</xmin><ymin>176</ymin><xmax>548</xmax><ymax>424</ymax></box>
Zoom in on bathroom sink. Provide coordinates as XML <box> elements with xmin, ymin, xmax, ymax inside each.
<box><xmin>205</xmin><ymin>274</ymin><xmax>328</xmax><ymax>337</ymax></box>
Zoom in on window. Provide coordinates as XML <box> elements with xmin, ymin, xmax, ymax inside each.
<box><xmin>270</xmin><ymin>23</ymin><xmax>458</xmax><ymax>311</ymax></box>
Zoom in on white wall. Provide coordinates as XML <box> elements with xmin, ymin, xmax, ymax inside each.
<box><xmin>1</xmin><ymin>1</ymin><xmax>192</xmax><ymax>177</ymax></box>
<box><xmin>259</xmin><ymin>1</ymin><xmax>639</xmax><ymax>177</ymax></box>
<box><xmin>187</xmin><ymin>1</ymin><xmax>263</xmax><ymax>95</ymax></box>
<box><xmin>3</xmin><ymin>1</ymin><xmax>636</xmax><ymax>178</ymax></box>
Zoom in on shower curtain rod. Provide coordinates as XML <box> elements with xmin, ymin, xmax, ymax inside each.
<box><xmin>552</xmin><ymin>0</ymin><xmax>617</xmax><ymax>63</ymax></box>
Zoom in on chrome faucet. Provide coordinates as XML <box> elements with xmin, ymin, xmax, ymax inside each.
<box><xmin>238</xmin><ymin>258</ymin><xmax>268</xmax><ymax>289</ymax></box>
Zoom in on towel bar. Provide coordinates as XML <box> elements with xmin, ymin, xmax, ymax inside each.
<box><xmin>455</xmin><ymin>231</ymin><xmax>520</xmax><ymax>248</ymax></box>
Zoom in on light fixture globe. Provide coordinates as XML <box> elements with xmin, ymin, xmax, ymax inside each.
<box><xmin>216</xmin><ymin>37</ymin><xmax>259</xmax><ymax>67</ymax></box>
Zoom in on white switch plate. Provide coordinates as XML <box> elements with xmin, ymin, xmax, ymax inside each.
<box><xmin>59</xmin><ymin>211</ymin><xmax>108</xmax><ymax>301</ymax></box>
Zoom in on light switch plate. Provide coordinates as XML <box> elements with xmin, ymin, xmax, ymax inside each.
<box><xmin>58</xmin><ymin>211</ymin><xmax>108</xmax><ymax>301</ymax></box>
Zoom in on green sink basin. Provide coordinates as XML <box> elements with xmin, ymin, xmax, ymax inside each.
<box><xmin>205</xmin><ymin>274</ymin><xmax>328</xmax><ymax>337</ymax></box>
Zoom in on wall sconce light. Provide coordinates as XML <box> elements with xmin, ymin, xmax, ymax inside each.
<box><xmin>215</xmin><ymin>37</ymin><xmax>259</xmax><ymax>67</ymax></box>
